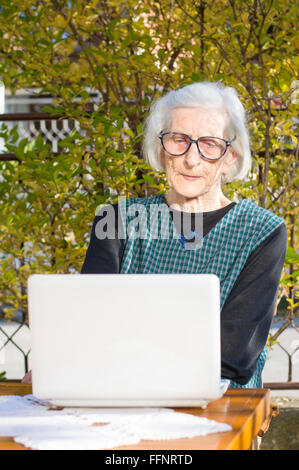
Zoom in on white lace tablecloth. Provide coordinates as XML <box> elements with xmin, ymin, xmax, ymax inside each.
<box><xmin>0</xmin><ymin>394</ymin><xmax>231</xmax><ymax>450</ymax></box>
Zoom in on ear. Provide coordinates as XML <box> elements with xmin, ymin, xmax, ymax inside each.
<box><xmin>221</xmin><ymin>150</ymin><xmax>238</xmax><ymax>175</ymax></box>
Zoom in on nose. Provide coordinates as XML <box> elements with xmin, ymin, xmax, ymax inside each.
<box><xmin>184</xmin><ymin>142</ymin><xmax>202</xmax><ymax>168</ymax></box>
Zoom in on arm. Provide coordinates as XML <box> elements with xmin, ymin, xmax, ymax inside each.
<box><xmin>220</xmin><ymin>223</ymin><xmax>287</xmax><ymax>385</ymax></box>
<box><xmin>81</xmin><ymin>203</ymin><xmax>124</xmax><ymax>274</ymax></box>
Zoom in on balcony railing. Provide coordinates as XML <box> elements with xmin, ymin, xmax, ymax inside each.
<box><xmin>0</xmin><ymin>112</ymin><xmax>82</xmax><ymax>159</ymax></box>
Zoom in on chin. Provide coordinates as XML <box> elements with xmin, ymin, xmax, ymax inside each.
<box><xmin>174</xmin><ymin>182</ymin><xmax>206</xmax><ymax>199</ymax></box>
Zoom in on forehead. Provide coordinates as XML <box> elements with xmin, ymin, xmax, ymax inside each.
<box><xmin>170</xmin><ymin>107</ymin><xmax>228</xmax><ymax>136</ymax></box>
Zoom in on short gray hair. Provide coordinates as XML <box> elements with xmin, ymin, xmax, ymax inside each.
<box><xmin>143</xmin><ymin>81</ymin><xmax>251</xmax><ymax>182</ymax></box>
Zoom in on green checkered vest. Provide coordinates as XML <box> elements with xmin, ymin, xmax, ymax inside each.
<box><xmin>118</xmin><ymin>194</ymin><xmax>284</xmax><ymax>388</ymax></box>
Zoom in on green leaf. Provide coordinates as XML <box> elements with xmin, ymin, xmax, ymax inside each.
<box><xmin>142</xmin><ymin>173</ymin><xmax>156</xmax><ymax>184</ymax></box>
<box><xmin>0</xmin><ymin>371</ymin><xmax>7</xmax><ymax>382</ymax></box>
<box><xmin>285</xmin><ymin>247</ymin><xmax>299</xmax><ymax>265</ymax></box>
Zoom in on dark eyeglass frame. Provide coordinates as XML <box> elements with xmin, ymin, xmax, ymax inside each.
<box><xmin>159</xmin><ymin>131</ymin><xmax>236</xmax><ymax>161</ymax></box>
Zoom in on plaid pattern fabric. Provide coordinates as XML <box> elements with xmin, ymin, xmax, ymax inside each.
<box><xmin>119</xmin><ymin>194</ymin><xmax>284</xmax><ymax>388</ymax></box>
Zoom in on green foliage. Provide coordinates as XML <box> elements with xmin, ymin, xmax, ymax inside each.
<box><xmin>0</xmin><ymin>0</ymin><xmax>297</xmax><ymax>327</ymax></box>
<box><xmin>0</xmin><ymin>371</ymin><xmax>7</xmax><ymax>382</ymax></box>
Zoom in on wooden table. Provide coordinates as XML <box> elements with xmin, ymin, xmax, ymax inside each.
<box><xmin>0</xmin><ymin>383</ymin><xmax>272</xmax><ymax>450</ymax></box>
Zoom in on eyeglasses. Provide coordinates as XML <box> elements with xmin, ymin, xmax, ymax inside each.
<box><xmin>159</xmin><ymin>132</ymin><xmax>236</xmax><ymax>161</ymax></box>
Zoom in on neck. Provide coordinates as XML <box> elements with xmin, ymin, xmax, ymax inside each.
<box><xmin>165</xmin><ymin>188</ymin><xmax>232</xmax><ymax>213</ymax></box>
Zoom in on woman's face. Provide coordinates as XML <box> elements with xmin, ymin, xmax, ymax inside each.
<box><xmin>161</xmin><ymin>107</ymin><xmax>237</xmax><ymax>200</ymax></box>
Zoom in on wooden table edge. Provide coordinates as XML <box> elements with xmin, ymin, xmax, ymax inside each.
<box><xmin>0</xmin><ymin>384</ymin><xmax>272</xmax><ymax>451</ymax></box>
<box><xmin>225</xmin><ymin>388</ymin><xmax>271</xmax><ymax>450</ymax></box>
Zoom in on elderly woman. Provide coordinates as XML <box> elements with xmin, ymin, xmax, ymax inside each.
<box><xmin>81</xmin><ymin>81</ymin><xmax>287</xmax><ymax>389</ymax></box>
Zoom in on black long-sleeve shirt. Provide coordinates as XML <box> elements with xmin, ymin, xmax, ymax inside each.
<box><xmin>81</xmin><ymin>201</ymin><xmax>287</xmax><ymax>385</ymax></box>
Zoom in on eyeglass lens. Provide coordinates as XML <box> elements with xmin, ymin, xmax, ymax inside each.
<box><xmin>162</xmin><ymin>133</ymin><xmax>227</xmax><ymax>159</ymax></box>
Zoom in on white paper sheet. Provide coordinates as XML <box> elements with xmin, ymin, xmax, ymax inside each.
<box><xmin>0</xmin><ymin>394</ymin><xmax>231</xmax><ymax>450</ymax></box>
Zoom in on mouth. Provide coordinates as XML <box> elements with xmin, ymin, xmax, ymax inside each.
<box><xmin>181</xmin><ymin>174</ymin><xmax>202</xmax><ymax>181</ymax></box>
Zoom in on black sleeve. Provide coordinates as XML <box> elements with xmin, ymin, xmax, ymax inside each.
<box><xmin>81</xmin><ymin>203</ymin><xmax>124</xmax><ymax>274</ymax></box>
<box><xmin>220</xmin><ymin>223</ymin><xmax>287</xmax><ymax>385</ymax></box>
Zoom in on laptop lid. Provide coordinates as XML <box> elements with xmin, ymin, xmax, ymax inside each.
<box><xmin>28</xmin><ymin>273</ymin><xmax>221</xmax><ymax>407</ymax></box>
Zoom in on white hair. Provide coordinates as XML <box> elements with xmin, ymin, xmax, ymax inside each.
<box><xmin>143</xmin><ymin>81</ymin><xmax>251</xmax><ymax>182</ymax></box>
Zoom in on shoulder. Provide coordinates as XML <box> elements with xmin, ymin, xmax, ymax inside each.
<box><xmin>263</xmin><ymin>222</ymin><xmax>287</xmax><ymax>244</ymax></box>
<box><xmin>233</xmin><ymin>199</ymin><xmax>285</xmax><ymax>232</ymax></box>
<box><xmin>95</xmin><ymin>202</ymin><xmax>118</xmax><ymax>217</ymax></box>
<box><xmin>247</xmin><ymin>222</ymin><xmax>287</xmax><ymax>261</ymax></box>
<box><xmin>226</xmin><ymin>199</ymin><xmax>286</xmax><ymax>253</ymax></box>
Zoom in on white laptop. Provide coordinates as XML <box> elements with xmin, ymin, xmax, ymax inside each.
<box><xmin>28</xmin><ymin>273</ymin><xmax>223</xmax><ymax>407</ymax></box>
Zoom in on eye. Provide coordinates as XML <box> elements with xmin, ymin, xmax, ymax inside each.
<box><xmin>173</xmin><ymin>135</ymin><xmax>188</xmax><ymax>144</ymax></box>
<box><xmin>202</xmin><ymin>139</ymin><xmax>217</xmax><ymax>147</ymax></box>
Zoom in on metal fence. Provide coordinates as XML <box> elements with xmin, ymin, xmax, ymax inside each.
<box><xmin>0</xmin><ymin>320</ymin><xmax>30</xmax><ymax>378</ymax></box>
